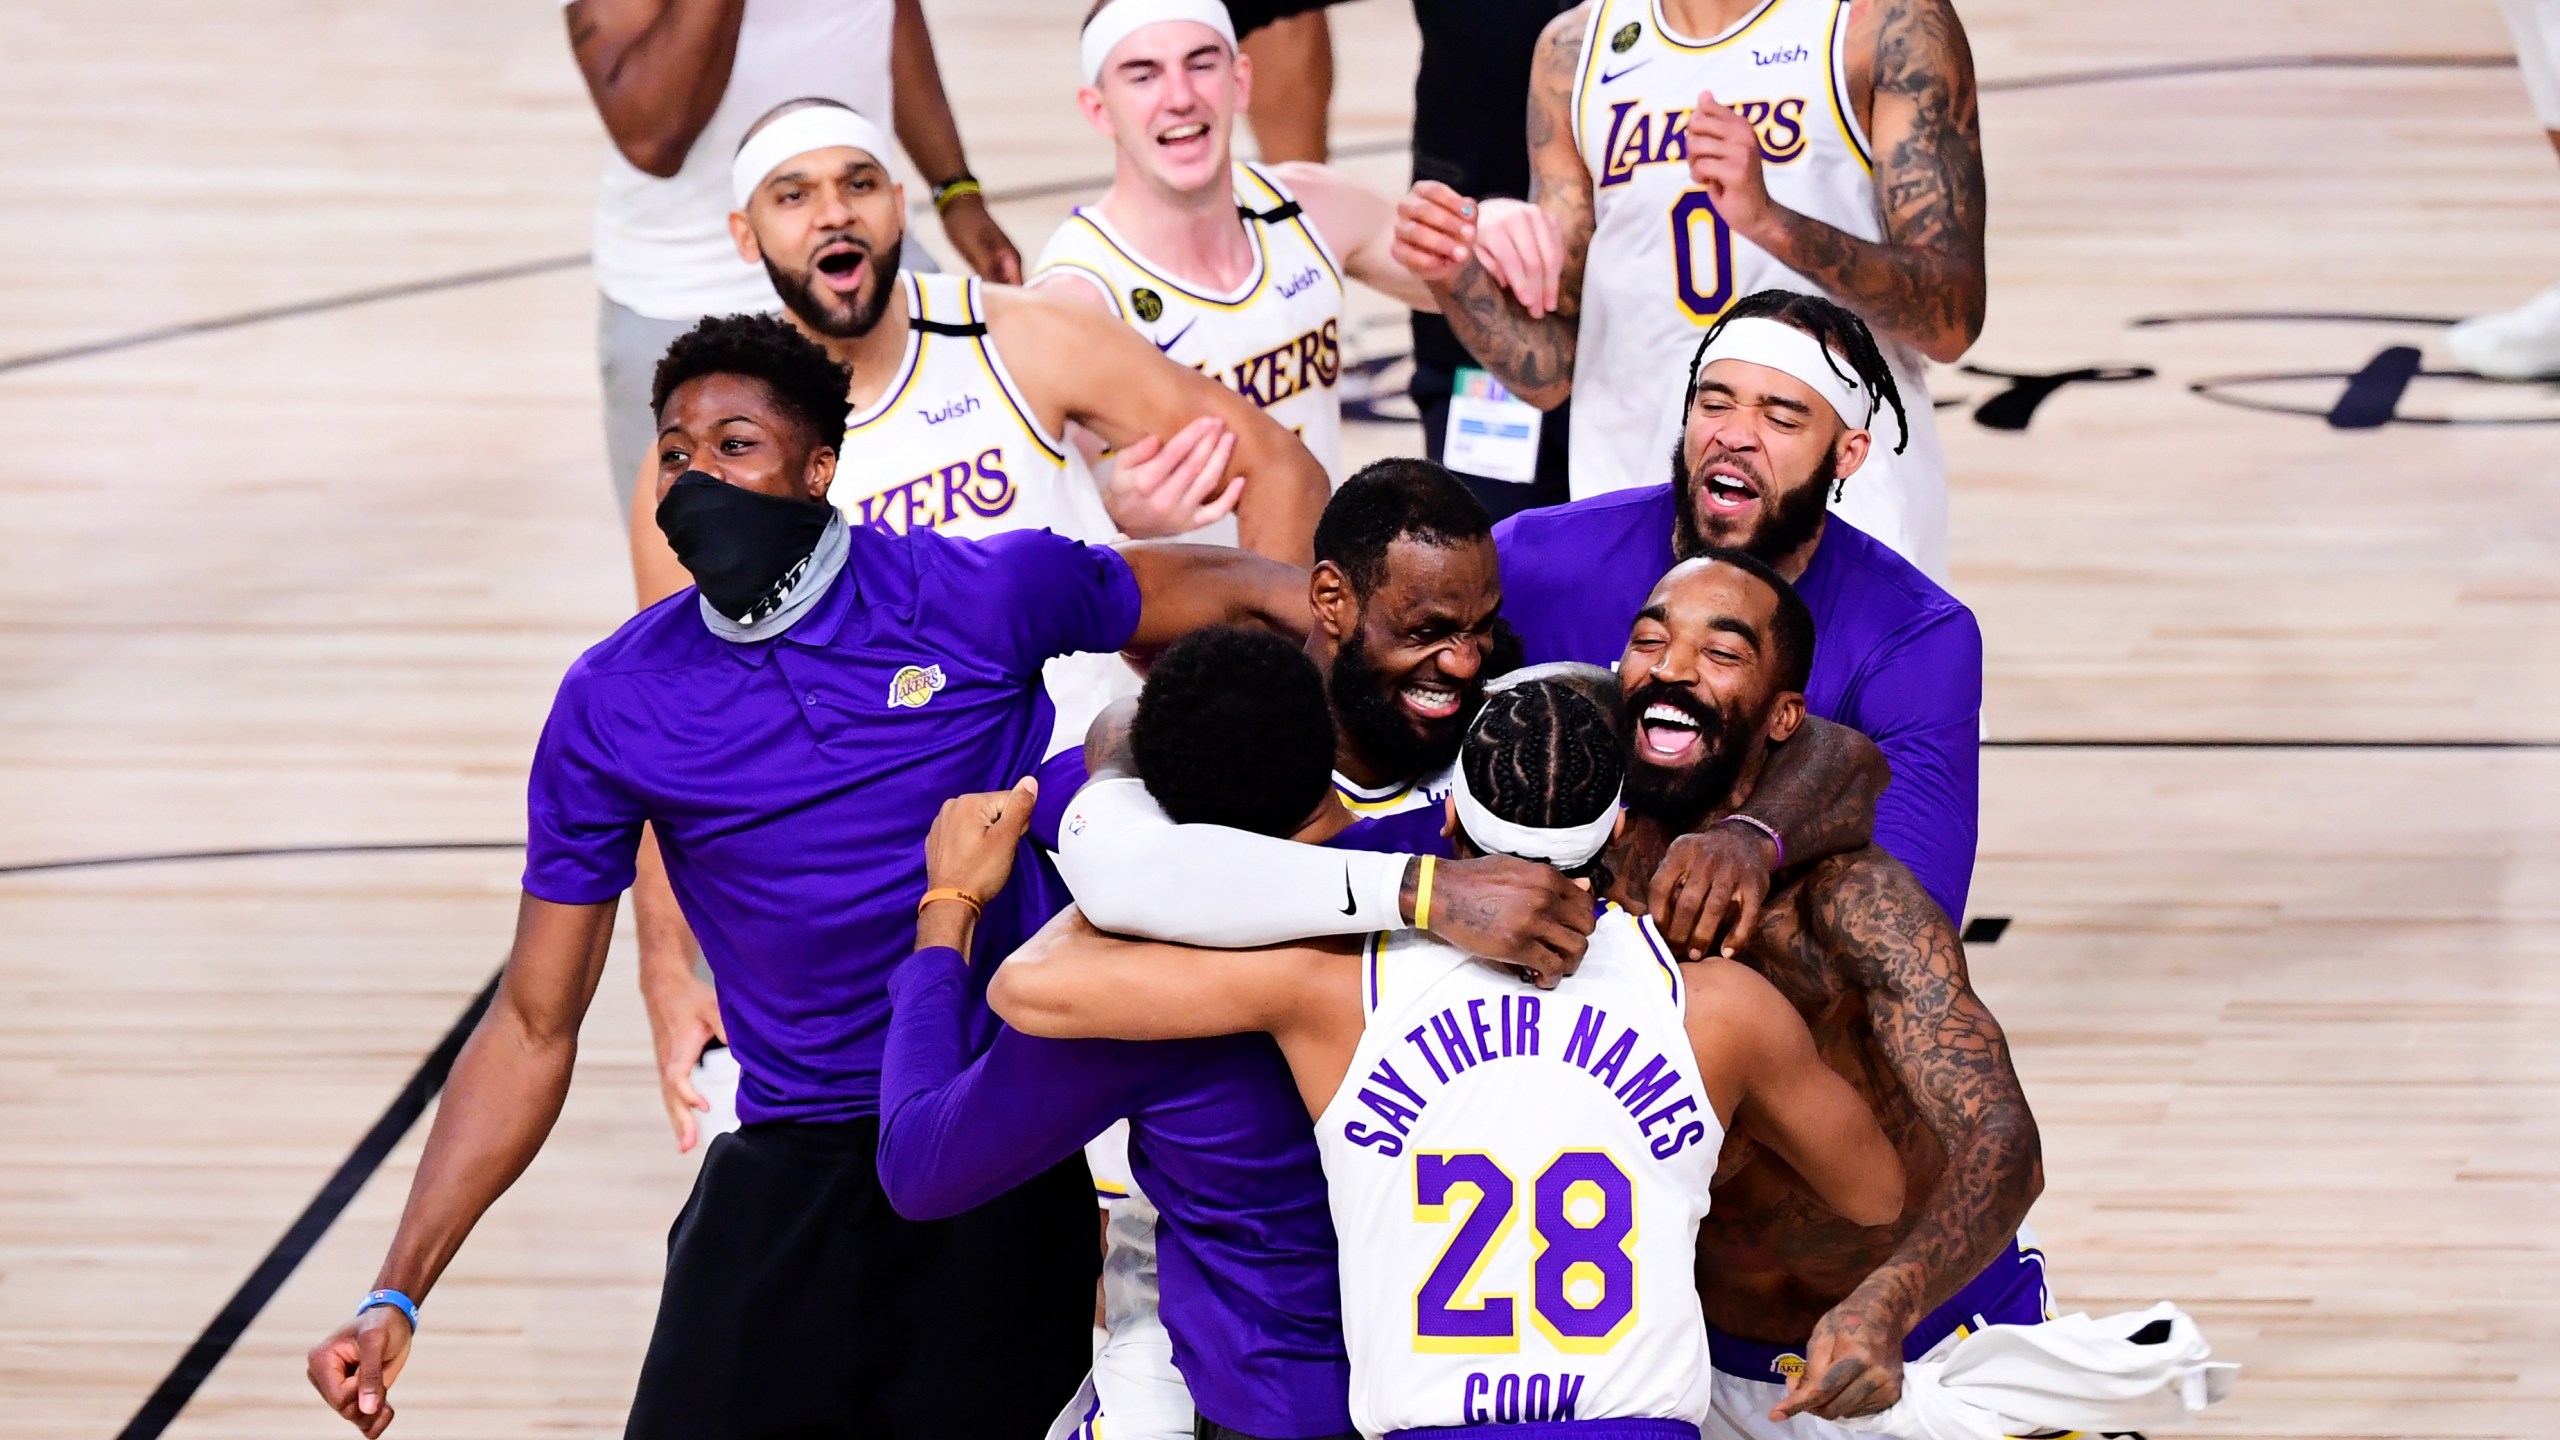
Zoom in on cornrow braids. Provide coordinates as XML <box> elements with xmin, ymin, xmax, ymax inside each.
<box><xmin>1461</xmin><ymin>678</ymin><xmax>1625</xmax><ymax>848</ymax></box>
<box><xmin>1683</xmin><ymin>289</ymin><xmax>1909</xmax><ymax>455</ymax></box>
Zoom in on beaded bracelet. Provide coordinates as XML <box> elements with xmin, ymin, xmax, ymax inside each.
<box><xmin>1714</xmin><ymin>813</ymin><xmax>1785</xmax><ymax>869</ymax></box>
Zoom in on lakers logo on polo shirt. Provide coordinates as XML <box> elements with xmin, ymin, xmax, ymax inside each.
<box><xmin>888</xmin><ymin>664</ymin><xmax>947</xmax><ymax>709</ymax></box>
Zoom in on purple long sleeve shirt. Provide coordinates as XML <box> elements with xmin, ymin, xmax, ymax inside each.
<box><xmin>1495</xmin><ymin>489</ymin><xmax>1982</xmax><ymax>922</ymax></box>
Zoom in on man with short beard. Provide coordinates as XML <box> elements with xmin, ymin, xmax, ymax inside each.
<box><xmin>1496</xmin><ymin>288</ymin><xmax>1981</xmax><ymax>925</ymax></box>
<box><xmin>1606</xmin><ymin>552</ymin><xmax>2043</xmax><ymax>1440</ymax></box>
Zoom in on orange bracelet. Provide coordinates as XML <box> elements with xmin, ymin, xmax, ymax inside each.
<box><xmin>917</xmin><ymin>887</ymin><xmax>983</xmax><ymax>918</ymax></box>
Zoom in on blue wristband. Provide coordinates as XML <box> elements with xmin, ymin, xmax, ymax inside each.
<box><xmin>356</xmin><ymin>1288</ymin><xmax>419</xmax><ymax>1329</ymax></box>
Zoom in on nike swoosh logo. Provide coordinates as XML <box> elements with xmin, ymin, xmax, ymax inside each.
<box><xmin>1152</xmin><ymin>319</ymin><xmax>1197</xmax><ymax>355</ymax></box>
<box><xmin>1339</xmin><ymin>868</ymin><xmax>1358</xmax><ymax>916</ymax></box>
<box><xmin>1600</xmin><ymin>60</ymin><xmax>1651</xmax><ymax>85</ymax></box>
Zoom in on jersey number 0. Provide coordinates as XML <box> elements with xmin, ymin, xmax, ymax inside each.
<box><xmin>1669</xmin><ymin>191</ymin><xmax>1736</xmax><ymax>322</ymax></box>
<box><xmin>1412</xmin><ymin>1150</ymin><xmax>1639</xmax><ymax>1354</ymax></box>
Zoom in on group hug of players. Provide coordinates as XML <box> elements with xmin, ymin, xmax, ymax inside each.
<box><xmin>309</xmin><ymin>1</ymin><xmax>2229</xmax><ymax>1437</ymax></box>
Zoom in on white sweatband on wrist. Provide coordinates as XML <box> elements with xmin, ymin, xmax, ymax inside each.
<box><xmin>1692</xmin><ymin>316</ymin><xmax>1874</xmax><ymax>429</ymax></box>
<box><xmin>1054</xmin><ymin>777</ymin><xmax>1409</xmax><ymax>947</ymax></box>
<box><xmin>1080</xmin><ymin>0</ymin><xmax>1238</xmax><ymax>85</ymax></box>
<box><xmin>1450</xmin><ymin>764</ymin><xmax>1620</xmax><ymax>870</ymax></box>
<box><xmin>730</xmin><ymin>106</ymin><xmax>893</xmax><ymax>210</ymax></box>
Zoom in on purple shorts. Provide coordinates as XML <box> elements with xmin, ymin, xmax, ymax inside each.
<box><xmin>1706</xmin><ymin>1237</ymin><xmax>2054</xmax><ymax>1381</ymax></box>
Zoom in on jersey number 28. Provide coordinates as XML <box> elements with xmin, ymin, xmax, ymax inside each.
<box><xmin>1413</xmin><ymin>1150</ymin><xmax>1637</xmax><ymax>1354</ymax></box>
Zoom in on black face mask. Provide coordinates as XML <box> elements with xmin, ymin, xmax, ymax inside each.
<box><xmin>654</xmin><ymin>471</ymin><xmax>836</xmax><ymax>622</ymax></box>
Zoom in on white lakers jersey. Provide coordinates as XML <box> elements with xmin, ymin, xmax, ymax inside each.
<box><xmin>1036</xmin><ymin>161</ymin><xmax>1349</xmax><ymax>542</ymax></box>
<box><xmin>833</xmin><ymin>269</ymin><xmax>1116</xmax><ymax>543</ymax></box>
<box><xmin>1316</xmin><ymin>907</ymin><xmax>1723</xmax><ymax>1434</ymax></box>
<box><xmin>1569</xmin><ymin>0</ymin><xmax>1950</xmax><ymax>582</ymax></box>
<box><xmin>1335</xmin><ymin>760</ymin><xmax>1457</xmax><ymax>819</ymax></box>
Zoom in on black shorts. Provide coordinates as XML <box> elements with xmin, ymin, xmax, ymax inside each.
<box><xmin>625</xmin><ymin>1117</ymin><xmax>1100</xmax><ymax>1440</ymax></box>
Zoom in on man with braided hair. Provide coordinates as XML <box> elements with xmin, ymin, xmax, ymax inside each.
<box><xmin>1498</xmin><ymin>288</ymin><xmax>1983</xmax><ymax>928</ymax></box>
<box><xmin>985</xmin><ymin>673</ymin><xmax>1904</xmax><ymax>1439</ymax></box>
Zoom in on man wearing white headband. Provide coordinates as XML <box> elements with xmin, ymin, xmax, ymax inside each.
<box><xmin>564</xmin><ymin>0</ymin><xmax>1017</xmax><ymax>517</ymax></box>
<box><xmin>1032</xmin><ymin>0</ymin><xmax>1526</xmax><ymax>529</ymax></box>
<box><xmin>988</xmin><ymin>669</ymin><xmax>1907</xmax><ymax>1440</ymax></box>
<box><xmin>1497</xmin><ymin>289</ymin><xmax>1983</xmax><ymax>936</ymax></box>
<box><xmin>1386</xmin><ymin>0</ymin><xmax>1990</xmax><ymax>585</ymax></box>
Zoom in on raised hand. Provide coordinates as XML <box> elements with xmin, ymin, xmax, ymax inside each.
<box><xmin>1392</xmin><ymin>180</ymin><xmax>1482</xmax><ymax>289</ymax></box>
<box><xmin>307</xmin><ymin>1305</ymin><xmax>414</xmax><ymax>1437</ymax></box>
<box><xmin>925</xmin><ymin>775</ymin><xmax>1039</xmax><ymax>904</ymax></box>
<box><xmin>1686</xmin><ymin>91</ymin><xmax>1776</xmax><ymax>237</ymax></box>
<box><xmin>1421</xmin><ymin>854</ymin><xmax>1597</xmax><ymax>987</ymax></box>
<box><xmin>1099</xmin><ymin>417</ymin><xmax>1243</xmax><ymax>539</ymax></box>
<box><xmin>1469</xmin><ymin>199</ymin><xmax>1566</xmax><ymax>318</ymax></box>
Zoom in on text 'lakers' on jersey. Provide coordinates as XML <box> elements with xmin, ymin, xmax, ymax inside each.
<box><xmin>833</xmin><ymin>270</ymin><xmax>1110</xmax><ymax>544</ymax></box>
<box><xmin>1568</xmin><ymin>0</ymin><xmax>1950</xmax><ymax>580</ymax></box>
<box><xmin>1315</xmin><ymin>908</ymin><xmax>1722</xmax><ymax>1435</ymax></box>
<box><xmin>1036</xmin><ymin>163</ymin><xmax>1349</xmax><ymax>491</ymax></box>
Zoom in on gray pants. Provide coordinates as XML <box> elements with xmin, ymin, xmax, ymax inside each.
<box><xmin>598</xmin><ymin>238</ymin><xmax>938</xmax><ymax>517</ymax></box>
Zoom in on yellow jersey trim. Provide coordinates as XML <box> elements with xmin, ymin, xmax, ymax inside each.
<box><xmin>1825</xmin><ymin>0</ymin><xmax>1875</xmax><ymax>173</ymax></box>
<box><xmin>1240</xmin><ymin>162</ymin><xmax>1345</xmax><ymax>298</ymax></box>
<box><xmin>1649</xmin><ymin>0</ymin><xmax>1786</xmax><ymax>52</ymax></box>
<box><xmin>843</xmin><ymin>271</ymin><xmax>927</xmax><ymax>436</ymax></box>
<box><xmin>1570</xmin><ymin>0</ymin><xmax>1612</xmax><ymax>167</ymax></box>
<box><xmin>965</xmin><ymin>277</ymin><xmax>1071</xmax><ymax>465</ymax></box>
<box><xmin>1066</xmin><ymin>181</ymin><xmax>1275</xmax><ymax>312</ymax></box>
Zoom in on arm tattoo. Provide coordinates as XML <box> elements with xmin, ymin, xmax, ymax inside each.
<box><xmin>1760</xmin><ymin>0</ymin><xmax>1986</xmax><ymax>359</ymax></box>
<box><xmin>1813</xmin><ymin>852</ymin><xmax>2040</xmax><ymax>1323</ymax></box>
<box><xmin>1740</xmin><ymin>717</ymin><xmax>1884</xmax><ymax>868</ymax></box>
<box><xmin>1429</xmin><ymin>12</ymin><xmax>1596</xmax><ymax>407</ymax></box>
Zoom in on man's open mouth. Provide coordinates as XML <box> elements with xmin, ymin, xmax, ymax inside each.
<box><xmin>1156</xmin><ymin>122</ymin><xmax>1211</xmax><ymax>151</ymax></box>
<box><xmin>1699</xmin><ymin>465</ymin><xmax>1761</xmax><ymax>515</ymax></box>
<box><xmin>1637</xmin><ymin>700</ymin><xmax>1706</xmax><ymax>763</ymax></box>
<box><xmin>813</xmin><ymin>244</ymin><xmax>867</xmax><ymax>293</ymax></box>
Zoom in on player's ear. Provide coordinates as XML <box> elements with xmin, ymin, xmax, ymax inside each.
<box><xmin>1765</xmin><ymin>691</ymin><xmax>1806</xmax><ymax>744</ymax></box>
<box><xmin>1441</xmin><ymin>796</ymin><xmax>1459</xmax><ymax>841</ymax></box>
<box><xmin>1831</xmin><ymin>425</ymin><xmax>1871</xmax><ymax>480</ymax></box>
<box><xmin>1232</xmin><ymin>47</ymin><xmax>1253</xmax><ymax>110</ymax></box>
<box><xmin>729</xmin><ymin>210</ymin><xmax>763</xmax><ymax>266</ymax></box>
<box><xmin>1309</xmin><ymin>561</ymin><xmax>1356</xmax><ymax>639</ymax></box>
<box><xmin>1077</xmin><ymin>84</ymin><xmax>1114</xmax><ymax>136</ymax></box>
<box><xmin>806</xmin><ymin>446</ymin><xmax>837</xmax><ymax>503</ymax></box>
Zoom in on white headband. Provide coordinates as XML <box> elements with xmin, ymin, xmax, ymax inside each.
<box><xmin>1450</xmin><ymin>763</ymin><xmax>1622</xmax><ymax>871</ymax></box>
<box><xmin>1693</xmin><ymin>316</ymin><xmax>1874</xmax><ymax>428</ymax></box>
<box><xmin>731</xmin><ymin>106</ymin><xmax>893</xmax><ymax>210</ymax></box>
<box><xmin>1080</xmin><ymin>0</ymin><xmax>1238</xmax><ymax>85</ymax></box>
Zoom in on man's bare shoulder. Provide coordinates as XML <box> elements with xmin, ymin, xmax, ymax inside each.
<box><xmin>1760</xmin><ymin>844</ymin><xmax>1953</xmax><ymax>987</ymax></box>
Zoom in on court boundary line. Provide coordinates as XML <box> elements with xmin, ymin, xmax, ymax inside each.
<box><xmin>0</xmin><ymin>53</ymin><xmax>2512</xmax><ymax>380</ymax></box>
<box><xmin>113</xmin><ymin>966</ymin><xmax>503</xmax><ymax>1440</ymax></box>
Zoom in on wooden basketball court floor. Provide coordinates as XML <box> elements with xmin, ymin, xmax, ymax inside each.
<box><xmin>3</xmin><ymin>0</ymin><xmax>2555</xmax><ymax>1435</ymax></box>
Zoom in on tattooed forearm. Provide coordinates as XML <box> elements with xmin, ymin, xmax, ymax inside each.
<box><xmin>1755</xmin><ymin>0</ymin><xmax>1985</xmax><ymax>362</ymax></box>
<box><xmin>1740</xmin><ymin>717</ymin><xmax>1885</xmax><ymax>869</ymax></box>
<box><xmin>1428</xmin><ymin>8</ymin><xmax>1595</xmax><ymax>408</ymax></box>
<box><xmin>1816</xmin><ymin>852</ymin><xmax>2041</xmax><ymax>1323</ymax></box>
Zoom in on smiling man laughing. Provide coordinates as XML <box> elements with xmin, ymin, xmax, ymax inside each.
<box><xmin>1496</xmin><ymin>288</ymin><xmax>1983</xmax><ymax>925</ymax></box>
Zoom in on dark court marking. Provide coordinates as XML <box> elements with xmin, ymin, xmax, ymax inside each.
<box><xmin>1961</xmin><ymin>916</ymin><xmax>2011</xmax><ymax>945</ymax></box>
<box><xmin>115</xmin><ymin>966</ymin><xmax>504</xmax><ymax>1440</ymax></box>
<box><xmin>0</xmin><ymin>56</ymin><xmax>2508</xmax><ymax>381</ymax></box>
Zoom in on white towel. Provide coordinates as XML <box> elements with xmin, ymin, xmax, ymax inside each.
<box><xmin>1849</xmin><ymin>1304</ymin><xmax>2238</xmax><ymax>1440</ymax></box>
